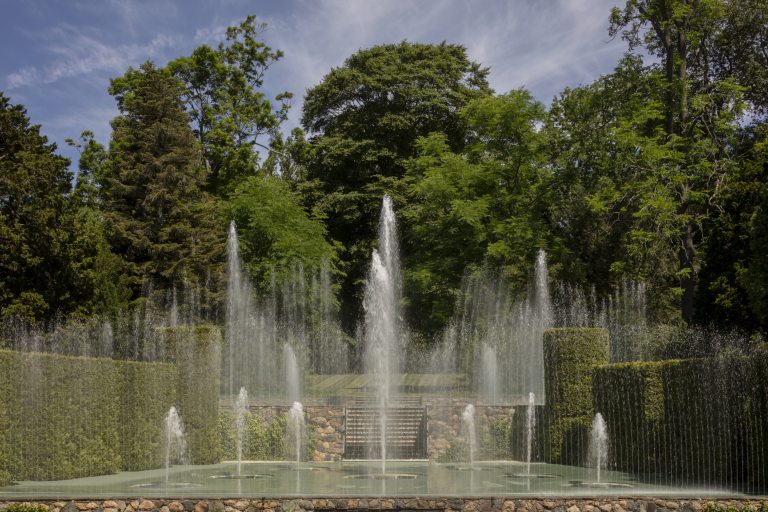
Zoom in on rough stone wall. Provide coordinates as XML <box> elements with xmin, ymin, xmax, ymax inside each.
<box><xmin>247</xmin><ymin>400</ymin><xmax>517</xmax><ymax>462</ymax></box>
<box><xmin>0</xmin><ymin>498</ymin><xmax>763</xmax><ymax>512</ymax></box>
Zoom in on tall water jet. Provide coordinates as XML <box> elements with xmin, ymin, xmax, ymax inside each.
<box><xmin>526</xmin><ymin>392</ymin><xmax>536</xmax><ymax>476</ymax></box>
<box><xmin>235</xmin><ymin>387</ymin><xmax>249</xmax><ymax>476</ymax></box>
<box><xmin>364</xmin><ymin>195</ymin><xmax>403</xmax><ymax>473</ymax></box>
<box><xmin>226</xmin><ymin>221</ymin><xmax>249</xmax><ymax>398</ymax></box>
<box><xmin>479</xmin><ymin>343</ymin><xmax>498</xmax><ymax>404</ymax></box>
<box><xmin>588</xmin><ymin>413</ymin><xmax>609</xmax><ymax>483</ymax></box>
<box><xmin>288</xmin><ymin>402</ymin><xmax>305</xmax><ymax>468</ymax></box>
<box><xmin>284</xmin><ymin>344</ymin><xmax>301</xmax><ymax>404</ymax></box>
<box><xmin>164</xmin><ymin>406</ymin><xmax>187</xmax><ymax>484</ymax></box>
<box><xmin>462</xmin><ymin>404</ymin><xmax>478</xmax><ymax>467</ymax></box>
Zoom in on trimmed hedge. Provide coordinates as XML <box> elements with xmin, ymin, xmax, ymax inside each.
<box><xmin>160</xmin><ymin>326</ymin><xmax>221</xmax><ymax>464</ymax></box>
<box><xmin>0</xmin><ymin>349</ymin><xmax>176</xmax><ymax>481</ymax></box>
<box><xmin>542</xmin><ymin>327</ymin><xmax>609</xmax><ymax>465</ymax></box>
<box><xmin>593</xmin><ymin>353</ymin><xmax>768</xmax><ymax>491</ymax></box>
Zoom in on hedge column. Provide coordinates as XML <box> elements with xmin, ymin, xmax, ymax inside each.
<box><xmin>543</xmin><ymin>327</ymin><xmax>609</xmax><ymax>465</ymax></box>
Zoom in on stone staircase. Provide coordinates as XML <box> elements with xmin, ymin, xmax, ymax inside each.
<box><xmin>343</xmin><ymin>397</ymin><xmax>427</xmax><ymax>459</ymax></box>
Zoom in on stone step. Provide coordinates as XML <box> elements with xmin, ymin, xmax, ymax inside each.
<box><xmin>343</xmin><ymin>404</ymin><xmax>427</xmax><ymax>460</ymax></box>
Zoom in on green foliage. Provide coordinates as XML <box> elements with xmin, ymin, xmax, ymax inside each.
<box><xmin>402</xmin><ymin>90</ymin><xmax>548</xmax><ymax>333</ymax></box>
<box><xmin>593</xmin><ymin>351</ymin><xmax>768</xmax><ymax>487</ymax></box>
<box><xmin>703</xmin><ymin>502</ymin><xmax>768</xmax><ymax>512</ymax></box>
<box><xmin>542</xmin><ymin>327</ymin><xmax>610</xmax><ymax>465</ymax></box>
<box><xmin>161</xmin><ymin>326</ymin><xmax>222</xmax><ymax>464</ymax></box>
<box><xmin>0</xmin><ymin>93</ymin><xmax>73</xmax><ymax>322</ymax></box>
<box><xmin>3</xmin><ymin>505</ymin><xmax>49</xmax><ymax>512</ymax></box>
<box><xmin>302</xmin><ymin>41</ymin><xmax>491</xmax><ymax>332</ymax></box>
<box><xmin>483</xmin><ymin>418</ymin><xmax>514</xmax><ymax>460</ymax></box>
<box><xmin>435</xmin><ymin>439</ymin><xmax>468</xmax><ymax>463</ymax></box>
<box><xmin>216</xmin><ymin>410</ymin><xmax>315</xmax><ymax>461</ymax></box>
<box><xmin>168</xmin><ymin>16</ymin><xmax>291</xmax><ymax>194</ymax></box>
<box><xmin>104</xmin><ymin>61</ymin><xmax>222</xmax><ymax>296</ymax></box>
<box><xmin>0</xmin><ymin>470</ymin><xmax>10</xmax><ymax>487</ymax></box>
<box><xmin>696</xmin><ymin>123</ymin><xmax>767</xmax><ymax>328</ymax></box>
<box><xmin>0</xmin><ymin>349</ymin><xmax>177</xmax><ymax>480</ymax></box>
<box><xmin>223</xmin><ymin>175</ymin><xmax>337</xmax><ymax>287</ymax></box>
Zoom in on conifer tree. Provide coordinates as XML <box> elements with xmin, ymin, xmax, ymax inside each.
<box><xmin>104</xmin><ymin>62</ymin><xmax>220</xmax><ymax>296</ymax></box>
<box><xmin>0</xmin><ymin>93</ymin><xmax>73</xmax><ymax>321</ymax></box>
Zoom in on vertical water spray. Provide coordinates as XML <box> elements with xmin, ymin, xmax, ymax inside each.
<box><xmin>288</xmin><ymin>402</ymin><xmax>305</xmax><ymax>468</ymax></box>
<box><xmin>531</xmin><ymin>250</ymin><xmax>552</xmax><ymax>402</ymax></box>
<box><xmin>589</xmin><ymin>413</ymin><xmax>609</xmax><ymax>483</ymax></box>
<box><xmin>164</xmin><ymin>406</ymin><xmax>187</xmax><ymax>484</ymax></box>
<box><xmin>226</xmin><ymin>221</ymin><xmax>246</xmax><ymax>398</ymax></box>
<box><xmin>526</xmin><ymin>392</ymin><xmax>536</xmax><ymax>476</ymax></box>
<box><xmin>479</xmin><ymin>344</ymin><xmax>498</xmax><ymax>404</ymax></box>
<box><xmin>462</xmin><ymin>404</ymin><xmax>478</xmax><ymax>467</ymax></box>
<box><xmin>364</xmin><ymin>195</ymin><xmax>403</xmax><ymax>473</ymax></box>
<box><xmin>284</xmin><ymin>344</ymin><xmax>301</xmax><ymax>404</ymax></box>
<box><xmin>235</xmin><ymin>387</ymin><xmax>249</xmax><ymax>476</ymax></box>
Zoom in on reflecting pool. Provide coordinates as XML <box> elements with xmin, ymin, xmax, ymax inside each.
<box><xmin>0</xmin><ymin>462</ymin><xmax>739</xmax><ymax>499</ymax></box>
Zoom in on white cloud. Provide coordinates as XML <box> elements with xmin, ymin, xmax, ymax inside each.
<box><xmin>4</xmin><ymin>25</ymin><xmax>178</xmax><ymax>90</ymax></box>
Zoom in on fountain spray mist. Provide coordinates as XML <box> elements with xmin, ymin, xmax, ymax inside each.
<box><xmin>526</xmin><ymin>392</ymin><xmax>536</xmax><ymax>476</ymax></box>
<box><xmin>235</xmin><ymin>388</ymin><xmax>248</xmax><ymax>476</ymax></box>
<box><xmin>589</xmin><ymin>413</ymin><xmax>608</xmax><ymax>483</ymax></box>
<box><xmin>462</xmin><ymin>404</ymin><xmax>478</xmax><ymax>467</ymax></box>
<box><xmin>164</xmin><ymin>406</ymin><xmax>187</xmax><ymax>484</ymax></box>
<box><xmin>364</xmin><ymin>195</ymin><xmax>403</xmax><ymax>474</ymax></box>
<box><xmin>288</xmin><ymin>402</ymin><xmax>305</xmax><ymax>468</ymax></box>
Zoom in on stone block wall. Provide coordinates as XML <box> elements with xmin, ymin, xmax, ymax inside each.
<box><xmin>245</xmin><ymin>400</ymin><xmax>517</xmax><ymax>462</ymax></box>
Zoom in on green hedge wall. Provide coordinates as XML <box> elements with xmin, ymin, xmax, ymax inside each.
<box><xmin>542</xmin><ymin>327</ymin><xmax>609</xmax><ymax>465</ymax></box>
<box><xmin>160</xmin><ymin>326</ymin><xmax>221</xmax><ymax>465</ymax></box>
<box><xmin>593</xmin><ymin>353</ymin><xmax>768</xmax><ymax>490</ymax></box>
<box><xmin>0</xmin><ymin>349</ymin><xmax>177</xmax><ymax>481</ymax></box>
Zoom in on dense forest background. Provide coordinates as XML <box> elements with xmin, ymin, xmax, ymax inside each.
<box><xmin>2</xmin><ymin>0</ymin><xmax>767</xmax><ymax>345</ymax></box>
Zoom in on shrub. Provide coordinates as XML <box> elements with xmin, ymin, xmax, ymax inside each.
<box><xmin>593</xmin><ymin>353</ymin><xmax>768</xmax><ymax>490</ymax></box>
<box><xmin>542</xmin><ymin>327</ymin><xmax>609</xmax><ymax>465</ymax></box>
<box><xmin>0</xmin><ymin>349</ymin><xmax>177</xmax><ymax>481</ymax></box>
<box><xmin>4</xmin><ymin>505</ymin><xmax>49</xmax><ymax>512</ymax></box>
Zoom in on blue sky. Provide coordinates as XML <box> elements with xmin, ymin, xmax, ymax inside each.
<box><xmin>1</xmin><ymin>0</ymin><xmax>627</xmax><ymax>168</ymax></box>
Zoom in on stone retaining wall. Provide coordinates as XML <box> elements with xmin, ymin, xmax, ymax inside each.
<box><xmin>243</xmin><ymin>400</ymin><xmax>518</xmax><ymax>462</ymax></box>
<box><xmin>0</xmin><ymin>498</ymin><xmax>765</xmax><ymax>512</ymax></box>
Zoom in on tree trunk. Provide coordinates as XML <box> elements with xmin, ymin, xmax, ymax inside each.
<box><xmin>679</xmin><ymin>222</ymin><xmax>697</xmax><ymax>323</ymax></box>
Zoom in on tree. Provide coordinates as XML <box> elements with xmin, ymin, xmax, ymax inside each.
<box><xmin>401</xmin><ymin>90</ymin><xmax>548</xmax><ymax>333</ymax></box>
<box><xmin>301</xmin><ymin>41</ymin><xmax>492</xmax><ymax>332</ymax></box>
<box><xmin>223</xmin><ymin>174</ymin><xmax>337</xmax><ymax>287</ymax></box>
<box><xmin>103</xmin><ymin>62</ymin><xmax>221</xmax><ymax>295</ymax></box>
<box><xmin>66</xmin><ymin>131</ymin><xmax>132</xmax><ymax>317</ymax></box>
<box><xmin>743</xmin><ymin>124</ymin><xmax>768</xmax><ymax>326</ymax></box>
<box><xmin>709</xmin><ymin>0</ymin><xmax>768</xmax><ymax>114</ymax></box>
<box><xmin>167</xmin><ymin>16</ymin><xmax>292</xmax><ymax>194</ymax></box>
<box><xmin>610</xmin><ymin>0</ymin><xmax>744</xmax><ymax>322</ymax></box>
<box><xmin>695</xmin><ymin>123</ymin><xmax>767</xmax><ymax>329</ymax></box>
<box><xmin>0</xmin><ymin>93</ymin><xmax>73</xmax><ymax>321</ymax></box>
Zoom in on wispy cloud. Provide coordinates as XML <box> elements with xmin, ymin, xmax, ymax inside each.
<box><xmin>5</xmin><ymin>25</ymin><xmax>178</xmax><ymax>89</ymax></box>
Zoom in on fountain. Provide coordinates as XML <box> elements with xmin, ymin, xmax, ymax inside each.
<box><xmin>525</xmin><ymin>392</ymin><xmax>535</xmax><ymax>476</ymax></box>
<box><xmin>288</xmin><ymin>402</ymin><xmax>305</xmax><ymax>468</ymax></box>
<box><xmin>2</xmin><ymin>196</ymin><xmax>765</xmax><ymax>498</ymax></box>
<box><xmin>588</xmin><ymin>412</ymin><xmax>608</xmax><ymax>484</ymax></box>
<box><xmin>284</xmin><ymin>344</ymin><xmax>301</xmax><ymax>404</ymax></box>
<box><xmin>164</xmin><ymin>406</ymin><xmax>187</xmax><ymax>484</ymax></box>
<box><xmin>462</xmin><ymin>404</ymin><xmax>478</xmax><ymax>467</ymax></box>
<box><xmin>363</xmin><ymin>195</ymin><xmax>403</xmax><ymax>474</ymax></box>
<box><xmin>235</xmin><ymin>388</ymin><xmax>249</xmax><ymax>477</ymax></box>
<box><xmin>479</xmin><ymin>344</ymin><xmax>499</xmax><ymax>404</ymax></box>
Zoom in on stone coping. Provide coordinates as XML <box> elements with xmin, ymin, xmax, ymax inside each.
<box><xmin>1</xmin><ymin>497</ymin><xmax>767</xmax><ymax>512</ymax></box>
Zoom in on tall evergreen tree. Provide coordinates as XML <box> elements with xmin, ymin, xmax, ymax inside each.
<box><xmin>0</xmin><ymin>93</ymin><xmax>74</xmax><ymax>321</ymax></box>
<box><xmin>104</xmin><ymin>62</ymin><xmax>221</xmax><ymax>296</ymax></box>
